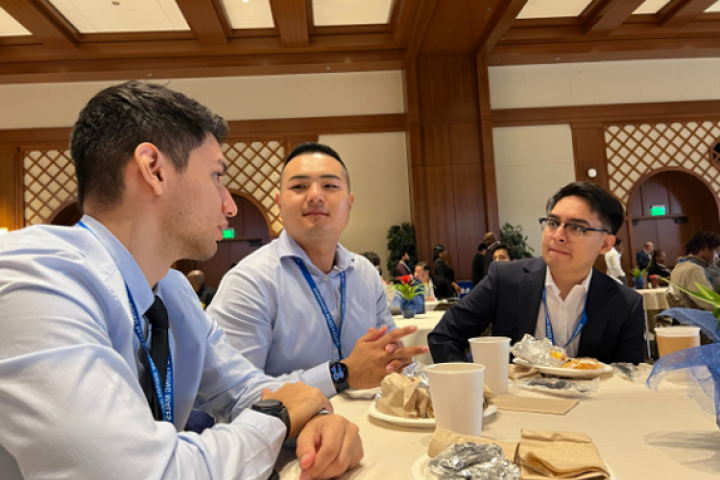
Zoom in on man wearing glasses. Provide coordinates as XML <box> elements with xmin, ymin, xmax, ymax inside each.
<box><xmin>428</xmin><ymin>182</ymin><xmax>644</xmax><ymax>364</ymax></box>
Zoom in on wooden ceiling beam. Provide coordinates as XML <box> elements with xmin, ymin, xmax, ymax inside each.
<box><xmin>403</xmin><ymin>0</ymin><xmax>438</xmax><ymax>63</ymax></box>
<box><xmin>270</xmin><ymin>0</ymin><xmax>309</xmax><ymax>47</ymax></box>
<box><xmin>175</xmin><ymin>0</ymin><xmax>227</xmax><ymax>45</ymax></box>
<box><xmin>583</xmin><ymin>0</ymin><xmax>646</xmax><ymax>35</ymax></box>
<box><xmin>0</xmin><ymin>49</ymin><xmax>404</xmax><ymax>84</ymax></box>
<box><xmin>0</xmin><ymin>0</ymin><xmax>76</xmax><ymax>49</ymax></box>
<box><xmin>477</xmin><ymin>0</ymin><xmax>528</xmax><ymax>54</ymax></box>
<box><xmin>660</xmin><ymin>0</ymin><xmax>717</xmax><ymax>28</ymax></box>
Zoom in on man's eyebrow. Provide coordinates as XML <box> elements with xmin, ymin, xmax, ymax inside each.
<box><xmin>217</xmin><ymin>160</ymin><xmax>228</xmax><ymax>175</ymax></box>
<box><xmin>548</xmin><ymin>214</ymin><xmax>591</xmax><ymax>226</ymax></box>
<box><xmin>287</xmin><ymin>174</ymin><xmax>343</xmax><ymax>182</ymax></box>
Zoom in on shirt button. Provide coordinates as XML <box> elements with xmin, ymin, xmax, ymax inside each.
<box><xmin>324</xmin><ymin>277</ymin><xmax>329</xmax><ymax>281</ymax></box>
<box><xmin>331</xmin><ymin>311</ymin><xmax>336</xmax><ymax>316</ymax></box>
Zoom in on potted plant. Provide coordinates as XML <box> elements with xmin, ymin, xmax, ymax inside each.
<box><xmin>386</xmin><ymin>223</ymin><xmax>417</xmax><ymax>277</ymax></box>
<box><xmin>393</xmin><ymin>275</ymin><xmax>427</xmax><ymax>319</ymax></box>
<box><xmin>499</xmin><ymin>223</ymin><xmax>535</xmax><ymax>259</ymax></box>
<box><xmin>631</xmin><ymin>267</ymin><xmax>646</xmax><ymax>289</ymax></box>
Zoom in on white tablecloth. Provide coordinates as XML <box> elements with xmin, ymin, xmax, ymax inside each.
<box><xmin>637</xmin><ymin>287</ymin><xmax>669</xmax><ymax>311</ymax></box>
<box><xmin>393</xmin><ymin>310</ymin><xmax>445</xmax><ymax>365</ymax></box>
<box><xmin>277</xmin><ymin>374</ymin><xmax>720</xmax><ymax>479</ymax></box>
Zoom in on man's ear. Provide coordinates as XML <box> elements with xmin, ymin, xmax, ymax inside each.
<box><xmin>275</xmin><ymin>192</ymin><xmax>281</xmax><ymax>210</ymax></box>
<box><xmin>599</xmin><ymin>234</ymin><xmax>616</xmax><ymax>255</ymax></box>
<box><xmin>133</xmin><ymin>143</ymin><xmax>167</xmax><ymax>197</ymax></box>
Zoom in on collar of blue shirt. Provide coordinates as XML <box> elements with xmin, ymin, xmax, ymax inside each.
<box><xmin>79</xmin><ymin>215</ymin><xmax>155</xmax><ymax>315</ymax></box>
<box><xmin>276</xmin><ymin>229</ymin><xmax>356</xmax><ymax>277</ymax></box>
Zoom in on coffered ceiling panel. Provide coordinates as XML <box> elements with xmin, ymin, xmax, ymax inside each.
<box><xmin>706</xmin><ymin>1</ymin><xmax>720</xmax><ymax>13</ymax></box>
<box><xmin>633</xmin><ymin>0</ymin><xmax>672</xmax><ymax>14</ymax></box>
<box><xmin>221</xmin><ymin>0</ymin><xmax>274</xmax><ymax>29</ymax></box>
<box><xmin>517</xmin><ymin>0</ymin><xmax>593</xmax><ymax>19</ymax></box>
<box><xmin>0</xmin><ymin>6</ymin><xmax>31</xmax><ymax>36</ymax></box>
<box><xmin>313</xmin><ymin>0</ymin><xmax>394</xmax><ymax>26</ymax></box>
<box><xmin>47</xmin><ymin>0</ymin><xmax>189</xmax><ymax>33</ymax></box>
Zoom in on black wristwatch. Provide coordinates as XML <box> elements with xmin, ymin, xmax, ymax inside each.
<box><xmin>251</xmin><ymin>399</ymin><xmax>291</xmax><ymax>440</ymax></box>
<box><xmin>329</xmin><ymin>361</ymin><xmax>350</xmax><ymax>393</ymax></box>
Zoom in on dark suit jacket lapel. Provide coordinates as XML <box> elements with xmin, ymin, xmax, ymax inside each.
<box><xmin>579</xmin><ymin>269</ymin><xmax>615</xmax><ymax>355</ymax></box>
<box><xmin>518</xmin><ymin>258</ymin><xmax>546</xmax><ymax>337</ymax></box>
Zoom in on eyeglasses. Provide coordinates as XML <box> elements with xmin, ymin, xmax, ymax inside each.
<box><xmin>539</xmin><ymin>217</ymin><xmax>610</xmax><ymax>238</ymax></box>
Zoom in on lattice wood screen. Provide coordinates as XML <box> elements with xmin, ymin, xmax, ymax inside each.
<box><xmin>605</xmin><ymin>121</ymin><xmax>720</xmax><ymax>207</ymax></box>
<box><xmin>23</xmin><ymin>149</ymin><xmax>76</xmax><ymax>226</ymax></box>
<box><xmin>23</xmin><ymin>140</ymin><xmax>286</xmax><ymax>232</ymax></box>
<box><xmin>222</xmin><ymin>140</ymin><xmax>284</xmax><ymax>234</ymax></box>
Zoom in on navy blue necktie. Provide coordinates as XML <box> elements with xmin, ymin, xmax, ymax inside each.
<box><xmin>142</xmin><ymin>296</ymin><xmax>169</xmax><ymax>421</ymax></box>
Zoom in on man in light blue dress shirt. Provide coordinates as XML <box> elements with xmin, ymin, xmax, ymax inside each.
<box><xmin>209</xmin><ymin>143</ymin><xmax>427</xmax><ymax>398</ymax></box>
<box><xmin>0</xmin><ymin>82</ymin><xmax>362</xmax><ymax>480</ymax></box>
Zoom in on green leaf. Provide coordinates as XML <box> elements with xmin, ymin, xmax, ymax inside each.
<box><xmin>695</xmin><ymin>282</ymin><xmax>720</xmax><ymax>303</ymax></box>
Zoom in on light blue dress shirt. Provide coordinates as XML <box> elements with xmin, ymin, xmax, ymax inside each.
<box><xmin>208</xmin><ymin>230</ymin><xmax>395</xmax><ymax>398</ymax></box>
<box><xmin>0</xmin><ymin>216</ymin><xmax>287</xmax><ymax>480</ymax></box>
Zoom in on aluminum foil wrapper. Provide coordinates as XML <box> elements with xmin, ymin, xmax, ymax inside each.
<box><xmin>428</xmin><ymin>443</ymin><xmax>520</xmax><ymax>480</ymax></box>
<box><xmin>510</xmin><ymin>334</ymin><xmax>566</xmax><ymax>367</ymax></box>
<box><xmin>514</xmin><ymin>377</ymin><xmax>599</xmax><ymax>397</ymax></box>
<box><xmin>404</xmin><ymin>362</ymin><xmax>431</xmax><ymax>395</ymax></box>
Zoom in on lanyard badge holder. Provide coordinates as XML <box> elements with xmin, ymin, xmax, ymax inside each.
<box><xmin>542</xmin><ymin>286</ymin><xmax>589</xmax><ymax>349</ymax></box>
<box><xmin>78</xmin><ymin>221</ymin><xmax>174</xmax><ymax>424</ymax></box>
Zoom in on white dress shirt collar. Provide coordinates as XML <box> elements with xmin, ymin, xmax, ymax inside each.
<box><xmin>276</xmin><ymin>229</ymin><xmax>355</xmax><ymax>276</ymax></box>
<box><xmin>79</xmin><ymin>215</ymin><xmax>155</xmax><ymax>315</ymax></box>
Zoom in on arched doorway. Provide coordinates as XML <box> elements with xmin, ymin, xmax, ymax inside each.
<box><xmin>628</xmin><ymin>170</ymin><xmax>720</xmax><ymax>268</ymax></box>
<box><xmin>47</xmin><ymin>200</ymin><xmax>82</xmax><ymax>227</ymax></box>
<box><xmin>174</xmin><ymin>193</ymin><xmax>271</xmax><ymax>288</ymax></box>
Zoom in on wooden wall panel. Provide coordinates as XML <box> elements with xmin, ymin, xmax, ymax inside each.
<box><xmin>0</xmin><ymin>147</ymin><xmax>16</xmax><ymax>231</ymax></box>
<box><xmin>452</xmin><ymin>163</ymin><xmax>486</xmax><ymax>279</ymax></box>
<box><xmin>406</xmin><ymin>52</ymin><xmax>495</xmax><ymax>280</ymax></box>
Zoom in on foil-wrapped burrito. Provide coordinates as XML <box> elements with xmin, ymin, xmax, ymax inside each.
<box><xmin>428</xmin><ymin>443</ymin><xmax>520</xmax><ymax>480</ymax></box>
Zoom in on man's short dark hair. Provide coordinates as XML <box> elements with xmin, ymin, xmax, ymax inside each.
<box><xmin>416</xmin><ymin>261</ymin><xmax>430</xmax><ymax>272</ymax></box>
<box><xmin>478</xmin><ymin>243</ymin><xmax>488</xmax><ymax>253</ymax></box>
<box><xmin>70</xmin><ymin>81</ymin><xmax>227</xmax><ymax>208</ymax></box>
<box><xmin>490</xmin><ymin>243</ymin><xmax>513</xmax><ymax>260</ymax></box>
<box><xmin>546</xmin><ymin>181</ymin><xmax>624</xmax><ymax>235</ymax></box>
<box><xmin>685</xmin><ymin>231</ymin><xmax>720</xmax><ymax>256</ymax></box>
<box><xmin>283</xmin><ymin>142</ymin><xmax>350</xmax><ymax>189</ymax></box>
<box><xmin>360</xmin><ymin>251</ymin><xmax>381</xmax><ymax>267</ymax></box>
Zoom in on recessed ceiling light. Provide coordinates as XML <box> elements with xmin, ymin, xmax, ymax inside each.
<box><xmin>242</xmin><ymin>0</ymin><xmax>249</xmax><ymax>3</ymax></box>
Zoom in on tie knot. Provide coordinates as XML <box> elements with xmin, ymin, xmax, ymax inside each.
<box><xmin>144</xmin><ymin>295</ymin><xmax>169</xmax><ymax>330</ymax></box>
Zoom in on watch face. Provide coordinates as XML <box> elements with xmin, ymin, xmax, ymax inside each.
<box><xmin>330</xmin><ymin>363</ymin><xmax>347</xmax><ymax>384</ymax></box>
<box><xmin>254</xmin><ymin>399</ymin><xmax>282</xmax><ymax>410</ymax></box>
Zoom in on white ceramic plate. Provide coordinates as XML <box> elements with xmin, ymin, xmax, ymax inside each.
<box><xmin>368</xmin><ymin>403</ymin><xmax>497</xmax><ymax>428</ymax></box>
<box><xmin>409</xmin><ymin>454</ymin><xmax>619</xmax><ymax>480</ymax></box>
<box><xmin>343</xmin><ymin>387</ymin><xmax>380</xmax><ymax>399</ymax></box>
<box><xmin>513</xmin><ymin>358</ymin><xmax>613</xmax><ymax>378</ymax></box>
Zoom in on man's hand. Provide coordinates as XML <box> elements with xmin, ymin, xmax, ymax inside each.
<box><xmin>261</xmin><ymin>383</ymin><xmax>333</xmax><ymax>438</ymax></box>
<box><xmin>343</xmin><ymin>325</ymin><xmax>428</xmax><ymax>389</ymax></box>
<box><xmin>452</xmin><ymin>282</ymin><xmax>462</xmax><ymax>294</ymax></box>
<box><xmin>297</xmin><ymin>414</ymin><xmax>363</xmax><ymax>480</ymax></box>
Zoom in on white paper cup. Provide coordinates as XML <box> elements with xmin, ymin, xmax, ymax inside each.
<box><xmin>656</xmin><ymin>326</ymin><xmax>701</xmax><ymax>357</ymax></box>
<box><xmin>469</xmin><ymin>336</ymin><xmax>510</xmax><ymax>395</ymax></box>
<box><xmin>425</xmin><ymin>363</ymin><xmax>485</xmax><ymax>437</ymax></box>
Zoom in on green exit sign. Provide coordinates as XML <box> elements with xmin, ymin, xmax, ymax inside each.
<box><xmin>222</xmin><ymin>228</ymin><xmax>235</xmax><ymax>239</ymax></box>
<box><xmin>650</xmin><ymin>205</ymin><xmax>666</xmax><ymax>216</ymax></box>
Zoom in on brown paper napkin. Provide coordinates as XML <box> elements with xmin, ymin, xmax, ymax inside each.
<box><xmin>428</xmin><ymin>426</ymin><xmax>518</xmax><ymax>460</ymax></box>
<box><xmin>375</xmin><ymin>373</ymin><xmax>430</xmax><ymax>418</ymax></box>
<box><xmin>518</xmin><ymin>429</ymin><xmax>610</xmax><ymax>480</ymax></box>
<box><xmin>492</xmin><ymin>395</ymin><xmax>578</xmax><ymax>415</ymax></box>
<box><xmin>509</xmin><ymin>363</ymin><xmax>541</xmax><ymax>380</ymax></box>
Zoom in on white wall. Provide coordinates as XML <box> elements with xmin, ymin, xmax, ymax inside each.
<box><xmin>492</xmin><ymin>125</ymin><xmax>577</xmax><ymax>254</ymax></box>
<box><xmin>0</xmin><ymin>70</ymin><xmax>405</xmax><ymax>129</ymax></box>
<box><xmin>320</xmin><ymin>132</ymin><xmax>411</xmax><ymax>275</ymax></box>
<box><xmin>489</xmin><ymin>57</ymin><xmax>720</xmax><ymax>109</ymax></box>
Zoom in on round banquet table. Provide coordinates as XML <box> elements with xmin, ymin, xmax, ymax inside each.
<box><xmin>276</xmin><ymin>373</ymin><xmax>720</xmax><ymax>480</ymax></box>
<box><xmin>392</xmin><ymin>310</ymin><xmax>445</xmax><ymax>365</ymax></box>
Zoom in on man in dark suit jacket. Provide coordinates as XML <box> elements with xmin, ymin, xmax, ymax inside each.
<box><xmin>429</xmin><ymin>182</ymin><xmax>645</xmax><ymax>365</ymax></box>
<box><xmin>636</xmin><ymin>242</ymin><xmax>653</xmax><ymax>271</ymax></box>
<box><xmin>471</xmin><ymin>243</ymin><xmax>487</xmax><ymax>287</ymax></box>
<box><xmin>396</xmin><ymin>252</ymin><xmax>412</xmax><ymax>277</ymax></box>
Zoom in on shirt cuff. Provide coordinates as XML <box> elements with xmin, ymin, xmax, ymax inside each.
<box><xmin>233</xmin><ymin>408</ymin><xmax>287</xmax><ymax>447</ymax></box>
<box><xmin>303</xmin><ymin>361</ymin><xmax>337</xmax><ymax>398</ymax></box>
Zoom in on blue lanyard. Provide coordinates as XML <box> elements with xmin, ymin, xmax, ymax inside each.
<box><xmin>78</xmin><ymin>221</ymin><xmax>174</xmax><ymax>423</ymax></box>
<box><xmin>542</xmin><ymin>287</ymin><xmax>588</xmax><ymax>349</ymax></box>
<box><xmin>294</xmin><ymin>257</ymin><xmax>346</xmax><ymax>360</ymax></box>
